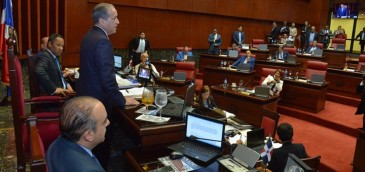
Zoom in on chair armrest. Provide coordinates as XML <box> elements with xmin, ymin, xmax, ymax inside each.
<box><xmin>27</xmin><ymin>116</ymin><xmax>47</xmax><ymax>172</ymax></box>
<box><xmin>24</xmin><ymin>96</ymin><xmax>68</xmax><ymax>105</ymax></box>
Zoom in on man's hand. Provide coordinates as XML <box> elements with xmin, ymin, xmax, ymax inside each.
<box><xmin>62</xmin><ymin>69</ymin><xmax>71</xmax><ymax>77</ymax></box>
<box><xmin>54</xmin><ymin>88</ymin><xmax>70</xmax><ymax>97</ymax></box>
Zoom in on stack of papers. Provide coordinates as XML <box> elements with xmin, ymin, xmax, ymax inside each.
<box><xmin>135</xmin><ymin>114</ymin><xmax>170</xmax><ymax>123</ymax></box>
<box><xmin>120</xmin><ymin>87</ymin><xmax>144</xmax><ymax>99</ymax></box>
<box><xmin>115</xmin><ymin>74</ymin><xmax>140</xmax><ymax>88</ymax></box>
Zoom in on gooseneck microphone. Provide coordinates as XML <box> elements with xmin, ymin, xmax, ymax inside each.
<box><xmin>189</xmin><ymin>135</ymin><xmax>233</xmax><ymax>156</ymax></box>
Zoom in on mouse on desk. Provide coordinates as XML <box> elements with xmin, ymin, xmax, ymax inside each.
<box><xmin>170</xmin><ymin>151</ymin><xmax>184</xmax><ymax>160</ymax></box>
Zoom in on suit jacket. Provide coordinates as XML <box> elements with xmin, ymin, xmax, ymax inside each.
<box><xmin>356</xmin><ymin>83</ymin><xmax>365</xmax><ymax>114</ymax></box>
<box><xmin>306</xmin><ymin>45</ymin><xmax>320</xmax><ymax>54</ymax></box>
<box><xmin>275</xmin><ymin>50</ymin><xmax>289</xmax><ymax>61</ymax></box>
<box><xmin>208</xmin><ymin>33</ymin><xmax>222</xmax><ymax>54</ymax></box>
<box><xmin>280</xmin><ymin>26</ymin><xmax>289</xmax><ymax>35</ymax></box>
<box><xmin>320</xmin><ymin>29</ymin><xmax>333</xmax><ymax>43</ymax></box>
<box><xmin>176</xmin><ymin>51</ymin><xmax>193</xmax><ymax>61</ymax></box>
<box><xmin>34</xmin><ymin>49</ymin><xmax>65</xmax><ymax>95</ymax></box>
<box><xmin>271</xmin><ymin>27</ymin><xmax>281</xmax><ymax>38</ymax></box>
<box><xmin>77</xmin><ymin>26</ymin><xmax>126</xmax><ymax>112</ymax></box>
<box><xmin>356</xmin><ymin>31</ymin><xmax>365</xmax><ymax>45</ymax></box>
<box><xmin>129</xmin><ymin>37</ymin><xmax>150</xmax><ymax>53</ymax></box>
<box><xmin>305</xmin><ymin>32</ymin><xmax>319</xmax><ymax>45</ymax></box>
<box><xmin>268</xmin><ymin>142</ymin><xmax>308</xmax><ymax>172</ymax></box>
<box><xmin>46</xmin><ymin>136</ymin><xmax>105</xmax><ymax>172</ymax></box>
<box><xmin>233</xmin><ymin>31</ymin><xmax>245</xmax><ymax>44</ymax></box>
<box><xmin>300</xmin><ymin>26</ymin><xmax>310</xmax><ymax>39</ymax></box>
<box><xmin>232</xmin><ymin>56</ymin><xmax>255</xmax><ymax>70</ymax></box>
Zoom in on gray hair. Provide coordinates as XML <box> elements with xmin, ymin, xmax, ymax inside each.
<box><xmin>92</xmin><ymin>3</ymin><xmax>114</xmax><ymax>24</ymax></box>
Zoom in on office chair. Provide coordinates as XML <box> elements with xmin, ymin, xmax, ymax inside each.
<box><xmin>252</xmin><ymin>39</ymin><xmax>265</xmax><ymax>49</ymax></box>
<box><xmin>309</xmin><ymin>42</ymin><xmax>323</xmax><ymax>49</ymax></box>
<box><xmin>283</xmin><ymin>47</ymin><xmax>297</xmax><ymax>55</ymax></box>
<box><xmin>259</xmin><ymin>68</ymin><xmax>277</xmax><ymax>86</ymax></box>
<box><xmin>305</xmin><ymin>61</ymin><xmax>328</xmax><ymax>80</ymax></box>
<box><xmin>176</xmin><ymin>46</ymin><xmax>192</xmax><ymax>54</ymax></box>
<box><xmin>331</xmin><ymin>38</ymin><xmax>346</xmax><ymax>49</ymax></box>
<box><xmin>301</xmin><ymin>155</ymin><xmax>321</xmax><ymax>172</ymax></box>
<box><xmin>357</xmin><ymin>54</ymin><xmax>365</xmax><ymax>71</ymax></box>
<box><xmin>260</xmin><ymin>108</ymin><xmax>280</xmax><ymax>138</ymax></box>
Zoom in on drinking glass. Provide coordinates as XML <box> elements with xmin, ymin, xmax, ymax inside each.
<box><xmin>142</xmin><ymin>87</ymin><xmax>154</xmax><ymax>118</ymax></box>
<box><xmin>238</xmin><ymin>80</ymin><xmax>244</xmax><ymax>91</ymax></box>
<box><xmin>154</xmin><ymin>89</ymin><xmax>168</xmax><ymax>121</ymax></box>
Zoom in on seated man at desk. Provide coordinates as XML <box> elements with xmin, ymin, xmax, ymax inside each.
<box><xmin>261</xmin><ymin>69</ymin><xmax>283</xmax><ymax>96</ymax></box>
<box><xmin>134</xmin><ymin>53</ymin><xmax>160</xmax><ymax>80</ymax></box>
<box><xmin>231</xmin><ymin>50</ymin><xmax>255</xmax><ymax>70</ymax></box>
<box><xmin>274</xmin><ymin>46</ymin><xmax>289</xmax><ymax>61</ymax></box>
<box><xmin>197</xmin><ymin>85</ymin><xmax>216</xmax><ymax>109</ymax></box>
<box><xmin>305</xmin><ymin>40</ymin><xmax>320</xmax><ymax>54</ymax></box>
<box><xmin>228</xmin><ymin>42</ymin><xmax>240</xmax><ymax>51</ymax></box>
<box><xmin>175</xmin><ymin>46</ymin><xmax>193</xmax><ymax>62</ymax></box>
<box><xmin>268</xmin><ymin>123</ymin><xmax>309</xmax><ymax>172</ymax></box>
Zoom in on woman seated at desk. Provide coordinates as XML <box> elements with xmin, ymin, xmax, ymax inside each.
<box><xmin>134</xmin><ymin>53</ymin><xmax>160</xmax><ymax>80</ymax></box>
<box><xmin>230</xmin><ymin>50</ymin><xmax>255</xmax><ymax>70</ymax></box>
<box><xmin>261</xmin><ymin>69</ymin><xmax>283</xmax><ymax>96</ymax></box>
<box><xmin>197</xmin><ymin>85</ymin><xmax>216</xmax><ymax>109</ymax></box>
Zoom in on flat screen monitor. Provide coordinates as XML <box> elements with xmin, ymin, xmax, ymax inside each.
<box><xmin>284</xmin><ymin>154</ymin><xmax>313</xmax><ymax>172</ymax></box>
<box><xmin>114</xmin><ymin>55</ymin><xmax>122</xmax><ymax>69</ymax></box>
<box><xmin>332</xmin><ymin>2</ymin><xmax>358</xmax><ymax>18</ymax></box>
<box><xmin>136</xmin><ymin>67</ymin><xmax>151</xmax><ymax>83</ymax></box>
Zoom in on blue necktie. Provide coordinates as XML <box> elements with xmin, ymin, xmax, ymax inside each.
<box><xmin>54</xmin><ymin>57</ymin><xmax>66</xmax><ymax>89</ymax></box>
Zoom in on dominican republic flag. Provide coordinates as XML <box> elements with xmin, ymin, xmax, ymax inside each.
<box><xmin>0</xmin><ymin>0</ymin><xmax>14</xmax><ymax>85</ymax></box>
<box><xmin>260</xmin><ymin>137</ymin><xmax>274</xmax><ymax>165</ymax></box>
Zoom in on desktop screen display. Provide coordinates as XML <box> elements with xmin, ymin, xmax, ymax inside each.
<box><xmin>332</xmin><ymin>2</ymin><xmax>358</xmax><ymax>18</ymax></box>
<box><xmin>114</xmin><ymin>55</ymin><xmax>122</xmax><ymax>69</ymax></box>
<box><xmin>137</xmin><ymin>67</ymin><xmax>151</xmax><ymax>83</ymax></box>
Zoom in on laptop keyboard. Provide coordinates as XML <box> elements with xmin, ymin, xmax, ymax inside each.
<box><xmin>169</xmin><ymin>141</ymin><xmax>220</xmax><ymax>162</ymax></box>
<box><xmin>168</xmin><ymin>96</ymin><xmax>184</xmax><ymax>104</ymax></box>
<box><xmin>161</xmin><ymin>103</ymin><xmax>183</xmax><ymax>117</ymax></box>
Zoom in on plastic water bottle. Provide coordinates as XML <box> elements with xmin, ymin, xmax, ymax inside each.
<box><xmin>220</xmin><ymin>60</ymin><xmax>224</xmax><ymax>68</ymax></box>
<box><xmin>223</xmin><ymin>78</ymin><xmax>228</xmax><ymax>88</ymax></box>
<box><xmin>284</xmin><ymin>69</ymin><xmax>288</xmax><ymax>78</ymax></box>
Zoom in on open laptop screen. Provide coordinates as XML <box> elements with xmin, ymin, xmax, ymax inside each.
<box><xmin>114</xmin><ymin>55</ymin><xmax>122</xmax><ymax>69</ymax></box>
<box><xmin>185</xmin><ymin>112</ymin><xmax>225</xmax><ymax>148</ymax></box>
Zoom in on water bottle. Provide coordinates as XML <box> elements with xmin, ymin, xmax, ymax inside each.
<box><xmin>220</xmin><ymin>60</ymin><xmax>224</xmax><ymax>68</ymax></box>
<box><xmin>223</xmin><ymin>78</ymin><xmax>228</xmax><ymax>88</ymax></box>
<box><xmin>284</xmin><ymin>69</ymin><xmax>288</xmax><ymax>78</ymax></box>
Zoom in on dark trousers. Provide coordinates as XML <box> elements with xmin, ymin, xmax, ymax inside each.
<box><xmin>132</xmin><ymin>52</ymin><xmax>142</xmax><ymax>66</ymax></box>
<box><xmin>360</xmin><ymin>42</ymin><xmax>365</xmax><ymax>54</ymax></box>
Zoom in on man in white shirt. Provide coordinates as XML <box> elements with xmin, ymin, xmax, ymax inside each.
<box><xmin>129</xmin><ymin>32</ymin><xmax>151</xmax><ymax>66</ymax></box>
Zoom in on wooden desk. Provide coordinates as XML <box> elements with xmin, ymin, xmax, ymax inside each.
<box><xmin>156</xmin><ymin>79</ymin><xmax>191</xmax><ymax>96</ymax></box>
<box><xmin>249</xmin><ymin>49</ymin><xmax>270</xmax><ymax>61</ymax></box>
<box><xmin>255</xmin><ymin>60</ymin><xmax>301</xmax><ymax>78</ymax></box>
<box><xmin>199</xmin><ymin>54</ymin><xmax>237</xmax><ymax>72</ymax></box>
<box><xmin>326</xmin><ymin>68</ymin><xmax>362</xmax><ymax>106</ymax></box>
<box><xmin>323</xmin><ymin>49</ymin><xmax>346</xmax><ymax>69</ymax></box>
<box><xmin>280</xmin><ymin>79</ymin><xmax>328</xmax><ymax>113</ymax></box>
<box><xmin>151</xmin><ymin>60</ymin><xmax>176</xmax><ymax>76</ymax></box>
<box><xmin>268</xmin><ymin>44</ymin><xmax>280</xmax><ymax>55</ymax></box>
<box><xmin>116</xmin><ymin>106</ymin><xmax>225</xmax><ymax>148</ymax></box>
<box><xmin>202</xmin><ymin>65</ymin><xmax>255</xmax><ymax>87</ymax></box>
<box><xmin>295</xmin><ymin>54</ymin><xmax>325</xmax><ymax>70</ymax></box>
<box><xmin>211</xmin><ymin>86</ymin><xmax>278</xmax><ymax>126</ymax></box>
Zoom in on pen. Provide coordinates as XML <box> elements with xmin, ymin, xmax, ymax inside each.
<box><xmin>126</xmin><ymin>90</ymin><xmax>129</xmax><ymax>93</ymax></box>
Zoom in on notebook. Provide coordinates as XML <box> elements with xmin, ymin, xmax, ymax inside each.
<box><xmin>311</xmin><ymin>74</ymin><xmax>325</xmax><ymax>84</ymax></box>
<box><xmin>168</xmin><ymin>112</ymin><xmax>225</xmax><ymax>164</ymax></box>
<box><xmin>258</xmin><ymin>44</ymin><xmax>268</xmax><ymax>50</ymax></box>
<box><xmin>255</xmin><ymin>86</ymin><xmax>270</xmax><ymax>98</ymax></box>
<box><xmin>286</xmin><ymin>55</ymin><xmax>297</xmax><ymax>64</ymax></box>
<box><xmin>173</xmin><ymin>72</ymin><xmax>186</xmax><ymax>82</ymax></box>
<box><xmin>217</xmin><ymin>144</ymin><xmax>260</xmax><ymax>171</ymax></box>
<box><xmin>160</xmin><ymin>84</ymin><xmax>195</xmax><ymax>119</ymax></box>
<box><xmin>246</xmin><ymin>128</ymin><xmax>265</xmax><ymax>153</ymax></box>
<box><xmin>313</xmin><ymin>49</ymin><xmax>323</xmax><ymax>56</ymax></box>
<box><xmin>228</xmin><ymin>50</ymin><xmax>239</xmax><ymax>58</ymax></box>
<box><xmin>114</xmin><ymin>55</ymin><xmax>122</xmax><ymax>70</ymax></box>
<box><xmin>237</xmin><ymin>63</ymin><xmax>251</xmax><ymax>73</ymax></box>
<box><xmin>335</xmin><ymin>44</ymin><xmax>345</xmax><ymax>51</ymax></box>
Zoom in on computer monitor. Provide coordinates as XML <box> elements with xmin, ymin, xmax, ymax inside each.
<box><xmin>114</xmin><ymin>55</ymin><xmax>122</xmax><ymax>69</ymax></box>
<box><xmin>284</xmin><ymin>154</ymin><xmax>313</xmax><ymax>172</ymax></box>
<box><xmin>136</xmin><ymin>67</ymin><xmax>152</xmax><ymax>84</ymax></box>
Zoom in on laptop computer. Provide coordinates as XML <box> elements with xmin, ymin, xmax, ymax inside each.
<box><xmin>217</xmin><ymin>144</ymin><xmax>260</xmax><ymax>171</ymax></box>
<box><xmin>285</xmin><ymin>40</ymin><xmax>294</xmax><ymax>47</ymax></box>
<box><xmin>173</xmin><ymin>72</ymin><xmax>186</xmax><ymax>82</ymax></box>
<box><xmin>311</xmin><ymin>74</ymin><xmax>325</xmax><ymax>84</ymax></box>
<box><xmin>160</xmin><ymin>84</ymin><xmax>196</xmax><ymax>119</ymax></box>
<box><xmin>241</xmin><ymin>44</ymin><xmax>250</xmax><ymax>50</ymax></box>
<box><xmin>246</xmin><ymin>128</ymin><xmax>265</xmax><ymax>153</ymax></box>
<box><xmin>114</xmin><ymin>55</ymin><xmax>122</xmax><ymax>70</ymax></box>
<box><xmin>286</xmin><ymin>55</ymin><xmax>297</xmax><ymax>64</ymax></box>
<box><xmin>312</xmin><ymin>49</ymin><xmax>323</xmax><ymax>56</ymax></box>
<box><xmin>186</xmin><ymin>56</ymin><xmax>196</xmax><ymax>62</ymax></box>
<box><xmin>258</xmin><ymin>44</ymin><xmax>268</xmax><ymax>50</ymax></box>
<box><xmin>237</xmin><ymin>63</ymin><xmax>251</xmax><ymax>73</ymax></box>
<box><xmin>228</xmin><ymin>50</ymin><xmax>239</xmax><ymax>58</ymax></box>
<box><xmin>335</xmin><ymin>44</ymin><xmax>345</xmax><ymax>51</ymax></box>
<box><xmin>168</xmin><ymin>112</ymin><xmax>225</xmax><ymax>164</ymax></box>
<box><xmin>254</xmin><ymin>86</ymin><xmax>270</xmax><ymax>98</ymax></box>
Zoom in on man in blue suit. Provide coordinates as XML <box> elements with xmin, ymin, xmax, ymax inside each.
<box><xmin>306</xmin><ymin>41</ymin><xmax>321</xmax><ymax>54</ymax></box>
<box><xmin>233</xmin><ymin>25</ymin><xmax>245</xmax><ymax>45</ymax></box>
<box><xmin>231</xmin><ymin>50</ymin><xmax>255</xmax><ymax>70</ymax></box>
<box><xmin>275</xmin><ymin>46</ymin><xmax>289</xmax><ymax>61</ymax></box>
<box><xmin>46</xmin><ymin>96</ymin><xmax>108</xmax><ymax>172</ymax></box>
<box><xmin>208</xmin><ymin>28</ymin><xmax>222</xmax><ymax>55</ymax></box>
<box><xmin>176</xmin><ymin>46</ymin><xmax>193</xmax><ymax>61</ymax></box>
<box><xmin>337</xmin><ymin>4</ymin><xmax>349</xmax><ymax>18</ymax></box>
<box><xmin>76</xmin><ymin>3</ymin><xmax>133</xmax><ymax>170</ymax></box>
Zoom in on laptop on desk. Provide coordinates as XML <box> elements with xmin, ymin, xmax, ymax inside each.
<box><xmin>335</xmin><ymin>44</ymin><xmax>345</xmax><ymax>51</ymax></box>
<box><xmin>310</xmin><ymin>74</ymin><xmax>325</xmax><ymax>85</ymax></box>
<box><xmin>173</xmin><ymin>72</ymin><xmax>187</xmax><ymax>82</ymax></box>
<box><xmin>247</xmin><ymin>128</ymin><xmax>265</xmax><ymax>153</ymax></box>
<box><xmin>218</xmin><ymin>144</ymin><xmax>260</xmax><ymax>172</ymax></box>
<box><xmin>228</xmin><ymin>50</ymin><xmax>239</xmax><ymax>58</ymax></box>
<box><xmin>160</xmin><ymin>84</ymin><xmax>195</xmax><ymax>119</ymax></box>
<box><xmin>254</xmin><ymin>86</ymin><xmax>270</xmax><ymax>98</ymax></box>
<box><xmin>286</xmin><ymin>55</ymin><xmax>297</xmax><ymax>64</ymax></box>
<box><xmin>168</xmin><ymin>112</ymin><xmax>225</xmax><ymax>165</ymax></box>
<box><xmin>312</xmin><ymin>49</ymin><xmax>323</xmax><ymax>56</ymax></box>
<box><xmin>285</xmin><ymin>40</ymin><xmax>294</xmax><ymax>47</ymax></box>
<box><xmin>241</xmin><ymin>44</ymin><xmax>250</xmax><ymax>50</ymax></box>
<box><xmin>237</xmin><ymin>63</ymin><xmax>251</xmax><ymax>73</ymax></box>
<box><xmin>258</xmin><ymin>44</ymin><xmax>268</xmax><ymax>50</ymax></box>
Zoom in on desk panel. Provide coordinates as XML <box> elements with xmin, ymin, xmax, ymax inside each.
<box><xmin>202</xmin><ymin>65</ymin><xmax>255</xmax><ymax>87</ymax></box>
<box><xmin>199</xmin><ymin>54</ymin><xmax>237</xmax><ymax>72</ymax></box>
<box><xmin>248</xmin><ymin>49</ymin><xmax>270</xmax><ymax>61</ymax></box>
<box><xmin>295</xmin><ymin>54</ymin><xmax>325</xmax><ymax>70</ymax></box>
<box><xmin>323</xmin><ymin>49</ymin><xmax>346</xmax><ymax>69</ymax></box>
<box><xmin>280</xmin><ymin>79</ymin><xmax>328</xmax><ymax>113</ymax></box>
<box><xmin>151</xmin><ymin>60</ymin><xmax>176</xmax><ymax>76</ymax></box>
<box><xmin>211</xmin><ymin>86</ymin><xmax>278</xmax><ymax>126</ymax></box>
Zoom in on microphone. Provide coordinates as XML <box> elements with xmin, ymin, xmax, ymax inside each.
<box><xmin>189</xmin><ymin>135</ymin><xmax>234</xmax><ymax>156</ymax></box>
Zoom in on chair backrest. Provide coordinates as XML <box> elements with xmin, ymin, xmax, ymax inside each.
<box><xmin>357</xmin><ymin>54</ymin><xmax>365</xmax><ymax>70</ymax></box>
<box><xmin>252</xmin><ymin>39</ymin><xmax>265</xmax><ymax>49</ymax></box>
<box><xmin>284</xmin><ymin>47</ymin><xmax>297</xmax><ymax>55</ymax></box>
<box><xmin>331</xmin><ymin>38</ymin><xmax>346</xmax><ymax>48</ymax></box>
<box><xmin>305</xmin><ymin>61</ymin><xmax>328</xmax><ymax>80</ymax></box>
<box><xmin>27</xmin><ymin>54</ymin><xmax>42</xmax><ymax>98</ymax></box>
<box><xmin>301</xmin><ymin>155</ymin><xmax>321</xmax><ymax>172</ymax></box>
<box><xmin>175</xmin><ymin>62</ymin><xmax>195</xmax><ymax>80</ymax></box>
<box><xmin>259</xmin><ymin>68</ymin><xmax>277</xmax><ymax>85</ymax></box>
<box><xmin>260</xmin><ymin>108</ymin><xmax>280</xmax><ymax>138</ymax></box>
<box><xmin>309</xmin><ymin>42</ymin><xmax>323</xmax><ymax>49</ymax></box>
<box><xmin>176</xmin><ymin>47</ymin><xmax>192</xmax><ymax>54</ymax></box>
<box><xmin>27</xmin><ymin>117</ymin><xmax>47</xmax><ymax>172</ymax></box>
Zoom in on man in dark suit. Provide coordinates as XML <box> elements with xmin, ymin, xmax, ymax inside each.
<box><xmin>300</xmin><ymin>21</ymin><xmax>310</xmax><ymax>49</ymax></box>
<box><xmin>269</xmin><ymin>22</ymin><xmax>281</xmax><ymax>43</ymax></box>
<box><xmin>305</xmin><ymin>26</ymin><xmax>319</xmax><ymax>49</ymax></box>
<box><xmin>275</xmin><ymin>46</ymin><xmax>289</xmax><ymax>61</ymax></box>
<box><xmin>320</xmin><ymin>25</ymin><xmax>332</xmax><ymax>49</ymax></box>
<box><xmin>280</xmin><ymin>21</ymin><xmax>289</xmax><ymax>35</ymax></box>
<box><xmin>355</xmin><ymin>75</ymin><xmax>365</xmax><ymax>128</ymax></box>
<box><xmin>129</xmin><ymin>32</ymin><xmax>150</xmax><ymax>66</ymax></box>
<box><xmin>77</xmin><ymin>3</ymin><xmax>132</xmax><ymax>170</ymax></box>
<box><xmin>34</xmin><ymin>33</ymin><xmax>74</xmax><ymax>96</ymax></box>
<box><xmin>46</xmin><ymin>96</ymin><xmax>108</xmax><ymax>172</ymax></box>
<box><xmin>208</xmin><ymin>28</ymin><xmax>222</xmax><ymax>55</ymax></box>
<box><xmin>306</xmin><ymin>41</ymin><xmax>321</xmax><ymax>54</ymax></box>
<box><xmin>356</xmin><ymin>27</ymin><xmax>365</xmax><ymax>54</ymax></box>
<box><xmin>268</xmin><ymin>123</ymin><xmax>309</xmax><ymax>172</ymax></box>
<box><xmin>337</xmin><ymin>4</ymin><xmax>349</xmax><ymax>18</ymax></box>
<box><xmin>233</xmin><ymin>25</ymin><xmax>245</xmax><ymax>45</ymax></box>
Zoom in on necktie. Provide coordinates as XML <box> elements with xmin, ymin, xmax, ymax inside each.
<box><xmin>54</xmin><ymin>57</ymin><xmax>66</xmax><ymax>89</ymax></box>
<box><xmin>92</xmin><ymin>155</ymin><xmax>101</xmax><ymax>166</ymax></box>
<box><xmin>271</xmin><ymin>82</ymin><xmax>276</xmax><ymax>92</ymax></box>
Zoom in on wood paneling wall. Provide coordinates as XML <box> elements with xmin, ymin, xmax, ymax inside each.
<box><xmin>11</xmin><ymin>0</ymin><xmax>330</xmax><ymax>67</ymax></box>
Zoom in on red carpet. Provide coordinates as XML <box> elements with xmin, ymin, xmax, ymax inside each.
<box><xmin>278</xmin><ymin>101</ymin><xmax>362</xmax><ymax>171</ymax></box>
